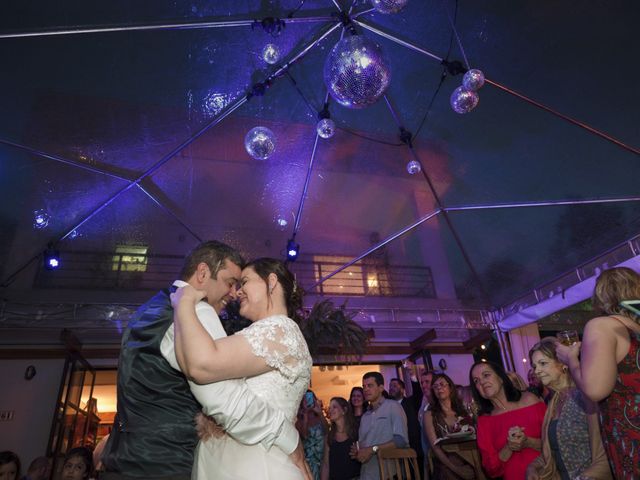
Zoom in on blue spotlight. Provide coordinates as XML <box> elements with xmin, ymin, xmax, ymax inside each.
<box><xmin>286</xmin><ymin>238</ymin><xmax>299</xmax><ymax>262</ymax></box>
<box><xmin>44</xmin><ymin>245</ymin><xmax>60</xmax><ymax>270</ymax></box>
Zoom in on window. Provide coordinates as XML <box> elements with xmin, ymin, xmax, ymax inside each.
<box><xmin>112</xmin><ymin>245</ymin><xmax>148</xmax><ymax>272</ymax></box>
<box><xmin>312</xmin><ymin>255</ymin><xmax>391</xmax><ymax>295</ymax></box>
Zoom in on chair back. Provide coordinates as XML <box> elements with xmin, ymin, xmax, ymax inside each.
<box><xmin>377</xmin><ymin>447</ymin><xmax>420</xmax><ymax>480</ymax></box>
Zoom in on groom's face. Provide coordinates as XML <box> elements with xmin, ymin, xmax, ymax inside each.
<box><xmin>204</xmin><ymin>260</ymin><xmax>241</xmax><ymax>310</ymax></box>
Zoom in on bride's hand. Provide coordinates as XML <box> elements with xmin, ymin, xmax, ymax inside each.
<box><xmin>289</xmin><ymin>439</ymin><xmax>313</xmax><ymax>480</ymax></box>
<box><xmin>170</xmin><ymin>284</ymin><xmax>206</xmax><ymax>309</ymax></box>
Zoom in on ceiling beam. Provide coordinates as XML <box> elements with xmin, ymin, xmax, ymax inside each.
<box><xmin>410</xmin><ymin>328</ymin><xmax>436</xmax><ymax>351</ymax></box>
<box><xmin>463</xmin><ymin>331</ymin><xmax>493</xmax><ymax>350</ymax></box>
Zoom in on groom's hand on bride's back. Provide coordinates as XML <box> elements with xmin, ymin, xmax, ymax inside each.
<box><xmin>194</xmin><ymin>412</ymin><xmax>226</xmax><ymax>441</ymax></box>
<box><xmin>289</xmin><ymin>439</ymin><xmax>313</xmax><ymax>480</ymax></box>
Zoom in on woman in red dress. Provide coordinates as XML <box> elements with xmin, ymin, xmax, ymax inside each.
<box><xmin>470</xmin><ymin>361</ymin><xmax>546</xmax><ymax>479</ymax></box>
<box><xmin>557</xmin><ymin>267</ymin><xmax>640</xmax><ymax>480</ymax></box>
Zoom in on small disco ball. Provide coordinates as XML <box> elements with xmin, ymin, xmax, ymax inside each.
<box><xmin>262</xmin><ymin>44</ymin><xmax>280</xmax><ymax>65</ymax></box>
<box><xmin>406</xmin><ymin>160</ymin><xmax>421</xmax><ymax>175</ymax></box>
<box><xmin>462</xmin><ymin>69</ymin><xmax>485</xmax><ymax>91</ymax></box>
<box><xmin>33</xmin><ymin>209</ymin><xmax>50</xmax><ymax>229</ymax></box>
<box><xmin>371</xmin><ymin>0</ymin><xmax>409</xmax><ymax>14</ymax></box>
<box><xmin>323</xmin><ymin>35</ymin><xmax>391</xmax><ymax>109</ymax></box>
<box><xmin>244</xmin><ymin>126</ymin><xmax>276</xmax><ymax>160</ymax></box>
<box><xmin>316</xmin><ymin>118</ymin><xmax>336</xmax><ymax>139</ymax></box>
<box><xmin>450</xmin><ymin>86</ymin><xmax>479</xmax><ymax>114</ymax></box>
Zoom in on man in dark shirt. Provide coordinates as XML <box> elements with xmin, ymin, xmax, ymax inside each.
<box><xmin>389</xmin><ymin>377</ymin><xmax>424</xmax><ymax>479</ymax></box>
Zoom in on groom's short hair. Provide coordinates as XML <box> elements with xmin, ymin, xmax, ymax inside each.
<box><xmin>179</xmin><ymin>240</ymin><xmax>245</xmax><ymax>281</ymax></box>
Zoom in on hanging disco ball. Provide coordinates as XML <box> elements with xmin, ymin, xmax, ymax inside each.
<box><xmin>262</xmin><ymin>44</ymin><xmax>280</xmax><ymax>65</ymax></box>
<box><xmin>316</xmin><ymin>118</ymin><xmax>336</xmax><ymax>139</ymax></box>
<box><xmin>462</xmin><ymin>69</ymin><xmax>485</xmax><ymax>91</ymax></box>
<box><xmin>370</xmin><ymin>0</ymin><xmax>409</xmax><ymax>14</ymax></box>
<box><xmin>450</xmin><ymin>86</ymin><xmax>479</xmax><ymax>114</ymax></box>
<box><xmin>33</xmin><ymin>209</ymin><xmax>50</xmax><ymax>229</ymax></box>
<box><xmin>323</xmin><ymin>35</ymin><xmax>391</xmax><ymax>109</ymax></box>
<box><xmin>406</xmin><ymin>160</ymin><xmax>421</xmax><ymax>175</ymax></box>
<box><xmin>244</xmin><ymin>126</ymin><xmax>276</xmax><ymax>160</ymax></box>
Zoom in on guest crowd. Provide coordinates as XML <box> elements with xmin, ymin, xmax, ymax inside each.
<box><xmin>2</xmin><ymin>267</ymin><xmax>639</xmax><ymax>479</ymax></box>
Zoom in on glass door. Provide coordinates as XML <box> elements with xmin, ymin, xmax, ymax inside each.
<box><xmin>47</xmin><ymin>352</ymin><xmax>96</xmax><ymax>479</ymax></box>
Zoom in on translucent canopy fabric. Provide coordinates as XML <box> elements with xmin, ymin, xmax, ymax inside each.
<box><xmin>0</xmin><ymin>0</ymin><xmax>638</xmax><ymax>313</ymax></box>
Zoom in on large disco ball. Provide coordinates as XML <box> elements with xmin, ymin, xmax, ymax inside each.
<box><xmin>323</xmin><ymin>35</ymin><xmax>391</xmax><ymax>109</ymax></box>
<box><xmin>450</xmin><ymin>86</ymin><xmax>479</xmax><ymax>114</ymax></box>
<box><xmin>462</xmin><ymin>69</ymin><xmax>485</xmax><ymax>91</ymax></box>
<box><xmin>244</xmin><ymin>126</ymin><xmax>276</xmax><ymax>160</ymax></box>
<box><xmin>371</xmin><ymin>0</ymin><xmax>409</xmax><ymax>14</ymax></box>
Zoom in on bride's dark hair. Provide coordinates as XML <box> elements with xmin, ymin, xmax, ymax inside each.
<box><xmin>244</xmin><ymin>258</ymin><xmax>305</xmax><ymax>320</ymax></box>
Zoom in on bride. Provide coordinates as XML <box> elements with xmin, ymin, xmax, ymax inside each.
<box><xmin>171</xmin><ymin>257</ymin><xmax>313</xmax><ymax>479</ymax></box>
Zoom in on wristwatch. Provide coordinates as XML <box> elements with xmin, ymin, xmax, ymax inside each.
<box><xmin>372</xmin><ymin>445</ymin><xmax>379</xmax><ymax>454</ymax></box>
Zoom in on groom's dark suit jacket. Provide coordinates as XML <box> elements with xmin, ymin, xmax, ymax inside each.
<box><xmin>103</xmin><ymin>288</ymin><xmax>201</xmax><ymax>478</ymax></box>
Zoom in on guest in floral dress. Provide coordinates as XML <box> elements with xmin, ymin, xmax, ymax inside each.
<box><xmin>557</xmin><ymin>267</ymin><xmax>640</xmax><ymax>480</ymax></box>
<box><xmin>297</xmin><ymin>390</ymin><xmax>329</xmax><ymax>480</ymax></box>
<box><xmin>527</xmin><ymin>338</ymin><xmax>611</xmax><ymax>480</ymax></box>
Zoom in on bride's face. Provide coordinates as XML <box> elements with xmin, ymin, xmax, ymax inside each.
<box><xmin>237</xmin><ymin>267</ymin><xmax>270</xmax><ymax>321</ymax></box>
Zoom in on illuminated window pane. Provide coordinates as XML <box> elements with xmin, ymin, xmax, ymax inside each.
<box><xmin>112</xmin><ymin>245</ymin><xmax>148</xmax><ymax>272</ymax></box>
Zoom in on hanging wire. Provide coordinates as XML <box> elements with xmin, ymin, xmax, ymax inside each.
<box><xmin>284</xmin><ymin>70</ymin><xmax>404</xmax><ymax>146</ymax></box>
<box><xmin>444</xmin><ymin>0</ymin><xmax>470</xmax><ymax>69</ymax></box>
<box><xmin>285</xmin><ymin>71</ymin><xmax>320</xmax><ymax>117</ymax></box>
<box><xmin>287</xmin><ymin>0</ymin><xmax>306</xmax><ymax>18</ymax></box>
<box><xmin>411</xmin><ymin>0</ymin><xmax>458</xmax><ymax>141</ymax></box>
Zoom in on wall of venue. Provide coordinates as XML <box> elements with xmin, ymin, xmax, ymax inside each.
<box><xmin>0</xmin><ymin>358</ymin><xmax>65</xmax><ymax>468</ymax></box>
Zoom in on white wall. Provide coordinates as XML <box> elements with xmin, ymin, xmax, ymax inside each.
<box><xmin>429</xmin><ymin>353</ymin><xmax>475</xmax><ymax>386</ymax></box>
<box><xmin>0</xmin><ymin>358</ymin><xmax>65</xmax><ymax>467</ymax></box>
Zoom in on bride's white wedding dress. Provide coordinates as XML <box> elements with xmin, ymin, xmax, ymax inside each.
<box><xmin>192</xmin><ymin>314</ymin><xmax>312</xmax><ymax>480</ymax></box>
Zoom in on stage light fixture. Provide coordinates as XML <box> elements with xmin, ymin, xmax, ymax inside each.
<box><xmin>286</xmin><ymin>238</ymin><xmax>299</xmax><ymax>262</ymax></box>
<box><xmin>43</xmin><ymin>244</ymin><xmax>60</xmax><ymax>270</ymax></box>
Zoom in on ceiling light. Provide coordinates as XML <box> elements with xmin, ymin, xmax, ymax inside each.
<box><xmin>286</xmin><ymin>238</ymin><xmax>299</xmax><ymax>262</ymax></box>
<box><xmin>43</xmin><ymin>244</ymin><xmax>60</xmax><ymax>270</ymax></box>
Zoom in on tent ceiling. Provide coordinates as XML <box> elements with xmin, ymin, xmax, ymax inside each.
<box><xmin>0</xmin><ymin>0</ymin><xmax>638</xmax><ymax>326</ymax></box>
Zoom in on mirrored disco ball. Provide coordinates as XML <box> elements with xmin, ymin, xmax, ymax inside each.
<box><xmin>316</xmin><ymin>118</ymin><xmax>336</xmax><ymax>139</ymax></box>
<box><xmin>462</xmin><ymin>69</ymin><xmax>485</xmax><ymax>91</ymax></box>
<box><xmin>244</xmin><ymin>126</ymin><xmax>276</xmax><ymax>160</ymax></box>
<box><xmin>406</xmin><ymin>160</ymin><xmax>421</xmax><ymax>175</ymax></box>
<box><xmin>262</xmin><ymin>44</ymin><xmax>280</xmax><ymax>65</ymax></box>
<box><xmin>371</xmin><ymin>0</ymin><xmax>409</xmax><ymax>14</ymax></box>
<box><xmin>324</xmin><ymin>35</ymin><xmax>391</xmax><ymax>109</ymax></box>
<box><xmin>33</xmin><ymin>209</ymin><xmax>50</xmax><ymax>229</ymax></box>
<box><xmin>450</xmin><ymin>86</ymin><xmax>479</xmax><ymax>114</ymax></box>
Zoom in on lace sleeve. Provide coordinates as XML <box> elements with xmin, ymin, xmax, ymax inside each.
<box><xmin>238</xmin><ymin>315</ymin><xmax>311</xmax><ymax>381</ymax></box>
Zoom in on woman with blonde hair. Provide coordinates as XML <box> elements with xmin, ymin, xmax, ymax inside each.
<box><xmin>527</xmin><ymin>338</ymin><xmax>611</xmax><ymax>480</ymax></box>
<box><xmin>557</xmin><ymin>266</ymin><xmax>640</xmax><ymax>479</ymax></box>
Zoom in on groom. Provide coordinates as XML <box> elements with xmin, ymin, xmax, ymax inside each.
<box><xmin>102</xmin><ymin>240</ymin><xmax>309</xmax><ymax>480</ymax></box>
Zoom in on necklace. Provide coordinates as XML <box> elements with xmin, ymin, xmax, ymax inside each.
<box><xmin>493</xmin><ymin>398</ymin><xmax>508</xmax><ymax>411</ymax></box>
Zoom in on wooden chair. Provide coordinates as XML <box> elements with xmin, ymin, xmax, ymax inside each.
<box><xmin>377</xmin><ymin>447</ymin><xmax>420</xmax><ymax>480</ymax></box>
